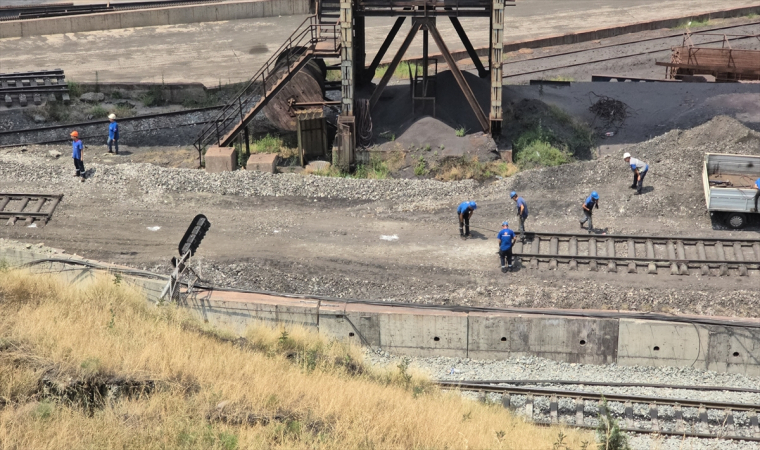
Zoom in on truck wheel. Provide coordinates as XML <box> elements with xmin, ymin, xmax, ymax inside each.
<box><xmin>726</xmin><ymin>213</ymin><xmax>747</xmax><ymax>229</ymax></box>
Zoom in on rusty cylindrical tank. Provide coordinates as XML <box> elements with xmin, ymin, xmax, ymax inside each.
<box><xmin>262</xmin><ymin>48</ymin><xmax>326</xmax><ymax>131</ymax></box>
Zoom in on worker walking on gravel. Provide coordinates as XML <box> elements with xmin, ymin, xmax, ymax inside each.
<box><xmin>510</xmin><ymin>191</ymin><xmax>529</xmax><ymax>238</ymax></box>
<box><xmin>71</xmin><ymin>130</ymin><xmax>85</xmax><ymax>182</ymax></box>
<box><xmin>579</xmin><ymin>191</ymin><xmax>599</xmax><ymax>232</ymax></box>
<box><xmin>107</xmin><ymin>113</ymin><xmax>119</xmax><ymax>155</ymax></box>
<box><xmin>753</xmin><ymin>177</ymin><xmax>760</xmax><ymax>213</ymax></box>
<box><xmin>457</xmin><ymin>201</ymin><xmax>477</xmax><ymax>238</ymax></box>
<box><xmin>623</xmin><ymin>152</ymin><xmax>648</xmax><ymax>195</ymax></box>
<box><xmin>497</xmin><ymin>221</ymin><xmax>516</xmax><ymax>273</ymax></box>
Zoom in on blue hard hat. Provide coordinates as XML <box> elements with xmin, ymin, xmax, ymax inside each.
<box><xmin>502</xmin><ymin>221</ymin><xmax>509</xmax><ymax>226</ymax></box>
<box><xmin>470</xmin><ymin>201</ymin><xmax>477</xmax><ymax>210</ymax></box>
<box><xmin>591</xmin><ymin>191</ymin><xmax>599</xmax><ymax>199</ymax></box>
<box><xmin>510</xmin><ymin>191</ymin><xmax>517</xmax><ymax>198</ymax></box>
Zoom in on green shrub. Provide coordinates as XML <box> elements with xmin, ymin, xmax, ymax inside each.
<box><xmin>515</xmin><ymin>140</ymin><xmax>570</xmax><ymax>169</ymax></box>
<box><xmin>354</xmin><ymin>155</ymin><xmax>390</xmax><ymax>179</ymax></box>
<box><xmin>67</xmin><ymin>81</ymin><xmax>82</xmax><ymax>98</ymax></box>
<box><xmin>141</xmin><ymin>85</ymin><xmax>165</xmax><ymax>107</ymax></box>
<box><xmin>596</xmin><ymin>399</ymin><xmax>630</xmax><ymax>450</ymax></box>
<box><xmin>89</xmin><ymin>104</ymin><xmax>109</xmax><ymax>119</ymax></box>
<box><xmin>455</xmin><ymin>127</ymin><xmax>467</xmax><ymax>137</ymax></box>
<box><xmin>414</xmin><ymin>156</ymin><xmax>427</xmax><ymax>176</ymax></box>
<box><xmin>251</xmin><ymin>134</ymin><xmax>283</xmax><ymax>153</ymax></box>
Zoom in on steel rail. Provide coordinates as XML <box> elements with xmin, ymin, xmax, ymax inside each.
<box><xmin>438</xmin><ymin>382</ymin><xmax>760</xmax><ymax>410</ymax></box>
<box><xmin>0</xmin><ymin>105</ymin><xmax>223</xmax><ymax>137</ymax></box>
<box><xmin>516</xmin><ymin>253</ymin><xmax>760</xmax><ymax>267</ymax></box>
<box><xmin>500</xmin><ymin>21</ymin><xmax>760</xmax><ymax>69</ymax></box>
<box><xmin>522</xmin><ymin>231</ymin><xmax>760</xmax><ymax>244</ymax></box>
<box><xmin>0</xmin><ymin>70</ymin><xmax>65</xmax><ymax>79</ymax></box>
<box><xmin>451</xmin><ymin>379</ymin><xmax>760</xmax><ymax>394</ymax></box>
<box><xmin>502</xmin><ymin>34</ymin><xmax>760</xmax><ymax>79</ymax></box>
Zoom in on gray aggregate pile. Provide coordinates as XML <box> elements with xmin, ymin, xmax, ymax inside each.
<box><xmin>364</xmin><ymin>351</ymin><xmax>760</xmax><ymax>450</ymax></box>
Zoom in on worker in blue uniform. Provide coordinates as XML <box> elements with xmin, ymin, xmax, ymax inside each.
<box><xmin>71</xmin><ymin>130</ymin><xmax>85</xmax><ymax>182</ymax></box>
<box><xmin>510</xmin><ymin>191</ymin><xmax>529</xmax><ymax>238</ymax></box>
<box><xmin>497</xmin><ymin>221</ymin><xmax>516</xmax><ymax>273</ymax></box>
<box><xmin>753</xmin><ymin>178</ymin><xmax>760</xmax><ymax>213</ymax></box>
<box><xmin>107</xmin><ymin>113</ymin><xmax>119</xmax><ymax>155</ymax></box>
<box><xmin>579</xmin><ymin>191</ymin><xmax>599</xmax><ymax>233</ymax></box>
<box><xmin>457</xmin><ymin>201</ymin><xmax>477</xmax><ymax>238</ymax></box>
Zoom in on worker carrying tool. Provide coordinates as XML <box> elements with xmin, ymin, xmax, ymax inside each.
<box><xmin>623</xmin><ymin>152</ymin><xmax>648</xmax><ymax>195</ymax></box>
<box><xmin>497</xmin><ymin>221</ymin><xmax>516</xmax><ymax>273</ymax></box>
<box><xmin>579</xmin><ymin>191</ymin><xmax>599</xmax><ymax>233</ymax></box>
<box><xmin>70</xmin><ymin>130</ymin><xmax>85</xmax><ymax>182</ymax></box>
<box><xmin>457</xmin><ymin>201</ymin><xmax>477</xmax><ymax>238</ymax></box>
<box><xmin>107</xmin><ymin>113</ymin><xmax>119</xmax><ymax>155</ymax></box>
<box><xmin>753</xmin><ymin>178</ymin><xmax>760</xmax><ymax>213</ymax></box>
<box><xmin>510</xmin><ymin>191</ymin><xmax>529</xmax><ymax>237</ymax></box>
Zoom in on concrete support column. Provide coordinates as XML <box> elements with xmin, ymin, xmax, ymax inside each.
<box><xmin>490</xmin><ymin>0</ymin><xmax>504</xmax><ymax>135</ymax></box>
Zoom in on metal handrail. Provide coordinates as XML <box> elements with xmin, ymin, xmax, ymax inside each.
<box><xmin>193</xmin><ymin>15</ymin><xmax>339</xmax><ymax>155</ymax></box>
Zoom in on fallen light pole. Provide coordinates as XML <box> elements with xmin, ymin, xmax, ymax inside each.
<box><xmin>160</xmin><ymin>214</ymin><xmax>211</xmax><ymax>302</ymax></box>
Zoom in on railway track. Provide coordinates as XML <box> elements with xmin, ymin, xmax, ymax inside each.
<box><xmin>0</xmin><ymin>69</ymin><xmax>69</xmax><ymax>107</ymax></box>
<box><xmin>0</xmin><ymin>0</ymin><xmax>222</xmax><ymax>21</ymax></box>
<box><xmin>0</xmin><ymin>193</ymin><xmax>63</xmax><ymax>227</ymax></box>
<box><xmin>500</xmin><ymin>21</ymin><xmax>760</xmax><ymax>80</ymax></box>
<box><xmin>513</xmin><ymin>232</ymin><xmax>760</xmax><ymax>277</ymax></box>
<box><xmin>438</xmin><ymin>381</ymin><xmax>760</xmax><ymax>441</ymax></box>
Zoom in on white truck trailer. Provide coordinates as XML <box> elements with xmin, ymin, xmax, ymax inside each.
<box><xmin>703</xmin><ymin>153</ymin><xmax>760</xmax><ymax>229</ymax></box>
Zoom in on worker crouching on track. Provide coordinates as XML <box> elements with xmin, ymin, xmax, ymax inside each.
<box><xmin>497</xmin><ymin>221</ymin><xmax>516</xmax><ymax>273</ymax></box>
<box><xmin>624</xmin><ymin>152</ymin><xmax>648</xmax><ymax>195</ymax></box>
<box><xmin>510</xmin><ymin>191</ymin><xmax>528</xmax><ymax>239</ymax></box>
<box><xmin>457</xmin><ymin>201</ymin><xmax>477</xmax><ymax>238</ymax></box>
<box><xmin>579</xmin><ymin>191</ymin><xmax>599</xmax><ymax>233</ymax></box>
<box><xmin>71</xmin><ymin>130</ymin><xmax>85</xmax><ymax>182</ymax></box>
<box><xmin>107</xmin><ymin>113</ymin><xmax>119</xmax><ymax>155</ymax></box>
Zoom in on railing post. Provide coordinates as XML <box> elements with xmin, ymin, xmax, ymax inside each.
<box><xmin>238</xmin><ymin>96</ymin><xmax>244</xmax><ymax>124</ymax></box>
<box><xmin>215</xmin><ymin>121</ymin><xmax>221</xmax><ymax>145</ymax></box>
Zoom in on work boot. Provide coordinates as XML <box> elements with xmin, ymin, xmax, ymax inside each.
<box><xmin>501</xmin><ymin>266</ymin><xmax>507</xmax><ymax>273</ymax></box>
<box><xmin>508</xmin><ymin>265</ymin><xmax>513</xmax><ymax>272</ymax></box>
<box><xmin>629</xmin><ymin>184</ymin><xmax>637</xmax><ymax>189</ymax></box>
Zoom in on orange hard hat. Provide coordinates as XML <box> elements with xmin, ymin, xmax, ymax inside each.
<box><xmin>70</xmin><ymin>130</ymin><xmax>79</xmax><ymax>137</ymax></box>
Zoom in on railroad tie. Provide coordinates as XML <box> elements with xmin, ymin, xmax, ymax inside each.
<box><xmin>724</xmin><ymin>408</ymin><xmax>735</xmax><ymax>436</ymax></box>
<box><xmin>697</xmin><ymin>242</ymin><xmax>709</xmax><ymax>275</ymax></box>
<box><xmin>0</xmin><ymin>195</ymin><xmax>10</xmax><ymax>212</ymax></box>
<box><xmin>674</xmin><ymin>404</ymin><xmax>684</xmax><ymax>433</ymax></box>
<box><xmin>715</xmin><ymin>242</ymin><xmax>729</xmax><ymax>276</ymax></box>
<box><xmin>549</xmin><ymin>237</ymin><xmax>558</xmax><ymax>270</ymax></box>
<box><xmin>734</xmin><ymin>243</ymin><xmax>747</xmax><ymax>276</ymax></box>
<box><xmin>550</xmin><ymin>395</ymin><xmax>558</xmax><ymax>423</ymax></box>
<box><xmin>575</xmin><ymin>398</ymin><xmax>584</xmax><ymax>426</ymax></box>
<box><xmin>627</xmin><ymin>239</ymin><xmax>636</xmax><ymax>273</ymax></box>
<box><xmin>699</xmin><ymin>405</ymin><xmax>709</xmax><ymax>434</ymax></box>
<box><xmin>501</xmin><ymin>393</ymin><xmax>511</xmax><ymax>409</ymax></box>
<box><xmin>753</xmin><ymin>243</ymin><xmax>760</xmax><ymax>262</ymax></box>
<box><xmin>569</xmin><ymin>237</ymin><xmax>578</xmax><ymax>270</ymax></box>
<box><xmin>589</xmin><ymin>237</ymin><xmax>598</xmax><ymax>272</ymax></box>
<box><xmin>649</xmin><ymin>403</ymin><xmax>659</xmax><ymax>432</ymax></box>
<box><xmin>751</xmin><ymin>410</ymin><xmax>760</xmax><ymax>438</ymax></box>
<box><xmin>677</xmin><ymin>240</ymin><xmax>689</xmax><ymax>275</ymax></box>
<box><xmin>668</xmin><ymin>240</ymin><xmax>679</xmax><ymax>275</ymax></box>
<box><xmin>6</xmin><ymin>196</ymin><xmax>29</xmax><ymax>226</ymax></box>
<box><xmin>607</xmin><ymin>239</ymin><xmax>616</xmax><ymax>272</ymax></box>
<box><xmin>529</xmin><ymin>238</ymin><xmax>538</xmax><ymax>269</ymax></box>
<box><xmin>23</xmin><ymin>197</ymin><xmax>46</xmax><ymax>226</ymax></box>
<box><xmin>624</xmin><ymin>400</ymin><xmax>633</xmax><ymax>428</ymax></box>
<box><xmin>525</xmin><ymin>394</ymin><xmax>534</xmax><ymax>420</ymax></box>
<box><xmin>646</xmin><ymin>239</ymin><xmax>656</xmax><ymax>274</ymax></box>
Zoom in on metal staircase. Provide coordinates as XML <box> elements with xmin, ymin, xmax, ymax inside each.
<box><xmin>318</xmin><ymin>0</ymin><xmax>340</xmax><ymax>24</ymax></box>
<box><xmin>193</xmin><ymin>15</ymin><xmax>340</xmax><ymax>154</ymax></box>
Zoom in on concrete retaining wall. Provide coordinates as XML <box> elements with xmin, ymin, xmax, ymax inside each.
<box><xmin>2</xmin><ymin>244</ymin><xmax>759</xmax><ymax>374</ymax></box>
<box><xmin>0</xmin><ymin>0</ymin><xmax>311</xmax><ymax>39</ymax></box>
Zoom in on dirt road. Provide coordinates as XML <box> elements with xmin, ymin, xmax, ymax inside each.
<box><xmin>1</xmin><ymin>117</ymin><xmax>759</xmax><ymax>318</ymax></box>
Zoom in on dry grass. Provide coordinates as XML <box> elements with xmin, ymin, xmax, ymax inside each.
<box><xmin>0</xmin><ymin>270</ymin><xmax>593</xmax><ymax>449</ymax></box>
<box><xmin>435</xmin><ymin>157</ymin><xmax>519</xmax><ymax>181</ymax></box>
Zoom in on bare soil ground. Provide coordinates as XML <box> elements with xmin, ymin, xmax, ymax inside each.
<box><xmin>1</xmin><ymin>116</ymin><xmax>759</xmax><ymax>319</ymax></box>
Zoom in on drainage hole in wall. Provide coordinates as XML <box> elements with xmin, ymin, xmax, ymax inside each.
<box><xmin>733</xmin><ymin>351</ymin><xmax>740</xmax><ymax>357</ymax></box>
<box><xmin>500</xmin><ymin>337</ymin><xmax>507</xmax><ymax>342</ymax></box>
<box><xmin>349</xmin><ymin>332</ymin><xmax>355</xmax><ymax>337</ymax></box>
<box><xmin>579</xmin><ymin>340</ymin><xmax>586</xmax><ymax>346</ymax></box>
<box><xmin>433</xmin><ymin>337</ymin><xmax>440</xmax><ymax>342</ymax></box>
<box><xmin>653</xmin><ymin>346</ymin><xmax>660</xmax><ymax>351</ymax></box>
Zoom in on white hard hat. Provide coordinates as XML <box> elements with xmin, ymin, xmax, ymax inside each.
<box><xmin>108</xmin><ymin>113</ymin><xmax>116</xmax><ymax>120</ymax></box>
<box><xmin>623</xmin><ymin>152</ymin><xmax>631</xmax><ymax>159</ymax></box>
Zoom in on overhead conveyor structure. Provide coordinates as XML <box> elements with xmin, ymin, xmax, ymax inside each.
<box><xmin>195</xmin><ymin>0</ymin><xmax>512</xmax><ymax>167</ymax></box>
